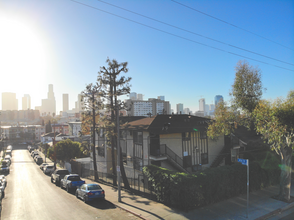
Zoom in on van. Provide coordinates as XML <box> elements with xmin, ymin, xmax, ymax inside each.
<box><xmin>5</xmin><ymin>150</ymin><xmax>12</xmax><ymax>157</ymax></box>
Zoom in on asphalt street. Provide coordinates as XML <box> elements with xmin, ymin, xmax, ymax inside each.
<box><xmin>1</xmin><ymin>146</ymin><xmax>139</xmax><ymax>220</ymax></box>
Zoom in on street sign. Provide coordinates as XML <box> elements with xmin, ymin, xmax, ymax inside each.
<box><xmin>238</xmin><ymin>158</ymin><xmax>248</xmax><ymax>166</ymax></box>
<box><xmin>237</xmin><ymin>158</ymin><xmax>249</xmax><ymax>218</ymax></box>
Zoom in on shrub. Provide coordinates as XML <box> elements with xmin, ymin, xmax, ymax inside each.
<box><xmin>143</xmin><ymin>160</ymin><xmax>280</xmax><ymax>211</ymax></box>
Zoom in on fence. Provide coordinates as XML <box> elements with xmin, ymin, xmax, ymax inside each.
<box><xmin>71</xmin><ymin>160</ymin><xmax>156</xmax><ymax>200</ymax></box>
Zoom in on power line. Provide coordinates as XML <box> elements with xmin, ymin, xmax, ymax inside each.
<box><xmin>171</xmin><ymin>0</ymin><xmax>294</xmax><ymax>51</ymax></box>
<box><xmin>95</xmin><ymin>0</ymin><xmax>293</xmax><ymax>67</ymax></box>
<box><xmin>70</xmin><ymin>0</ymin><xmax>294</xmax><ymax>72</ymax></box>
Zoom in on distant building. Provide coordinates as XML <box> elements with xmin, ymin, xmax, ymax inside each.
<box><xmin>126</xmin><ymin>98</ymin><xmax>170</xmax><ymax>116</ymax></box>
<box><xmin>176</xmin><ymin>103</ymin><xmax>183</xmax><ymax>114</ymax></box>
<box><xmin>2</xmin><ymin>92</ymin><xmax>18</xmax><ymax>110</ymax></box>
<box><xmin>215</xmin><ymin>95</ymin><xmax>224</xmax><ymax>107</ymax></box>
<box><xmin>183</xmin><ymin>108</ymin><xmax>190</xmax><ymax>114</ymax></box>
<box><xmin>68</xmin><ymin>122</ymin><xmax>82</xmax><ymax>136</ymax></box>
<box><xmin>130</xmin><ymin>92</ymin><xmax>137</xmax><ymax>100</ymax></box>
<box><xmin>157</xmin><ymin>96</ymin><xmax>165</xmax><ymax>101</ymax></box>
<box><xmin>137</xmin><ymin>94</ymin><xmax>143</xmax><ymax>100</ymax></box>
<box><xmin>199</xmin><ymin>98</ymin><xmax>205</xmax><ymax>112</ymax></box>
<box><xmin>41</xmin><ymin>84</ymin><xmax>56</xmax><ymax>115</ymax></box>
<box><xmin>22</xmin><ymin>94</ymin><xmax>31</xmax><ymax>110</ymax></box>
<box><xmin>63</xmin><ymin>94</ymin><xmax>69</xmax><ymax>112</ymax></box>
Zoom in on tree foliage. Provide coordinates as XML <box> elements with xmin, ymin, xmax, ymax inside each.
<box><xmin>252</xmin><ymin>91</ymin><xmax>294</xmax><ymax>200</ymax></box>
<box><xmin>97</xmin><ymin>58</ymin><xmax>131</xmax><ymax>188</ymax></box>
<box><xmin>47</xmin><ymin>139</ymin><xmax>85</xmax><ymax>162</ymax></box>
<box><xmin>230</xmin><ymin>60</ymin><xmax>265</xmax><ymax>113</ymax></box>
<box><xmin>81</xmin><ymin>83</ymin><xmax>103</xmax><ymax>181</ymax></box>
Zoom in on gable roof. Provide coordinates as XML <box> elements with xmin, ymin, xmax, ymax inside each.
<box><xmin>124</xmin><ymin>114</ymin><xmax>210</xmax><ymax>134</ymax></box>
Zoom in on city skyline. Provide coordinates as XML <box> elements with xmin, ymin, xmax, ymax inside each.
<box><xmin>0</xmin><ymin>0</ymin><xmax>293</xmax><ymax>114</ymax></box>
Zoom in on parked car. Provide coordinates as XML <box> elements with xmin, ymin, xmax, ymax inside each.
<box><xmin>5</xmin><ymin>150</ymin><xmax>12</xmax><ymax>157</ymax></box>
<box><xmin>28</xmin><ymin>147</ymin><xmax>35</xmax><ymax>153</ymax></box>
<box><xmin>0</xmin><ymin>175</ymin><xmax>7</xmax><ymax>188</ymax></box>
<box><xmin>40</xmin><ymin>163</ymin><xmax>49</xmax><ymax>171</ymax></box>
<box><xmin>0</xmin><ymin>164</ymin><xmax>9</xmax><ymax>174</ymax></box>
<box><xmin>6</xmin><ymin>145</ymin><xmax>13</xmax><ymax>151</ymax></box>
<box><xmin>35</xmin><ymin>156</ymin><xmax>43</xmax><ymax>165</ymax></box>
<box><xmin>43</xmin><ymin>165</ymin><xmax>54</xmax><ymax>175</ymax></box>
<box><xmin>51</xmin><ymin>169</ymin><xmax>70</xmax><ymax>186</ymax></box>
<box><xmin>4</xmin><ymin>156</ymin><xmax>11</xmax><ymax>167</ymax></box>
<box><xmin>60</xmin><ymin>174</ymin><xmax>85</xmax><ymax>193</ymax></box>
<box><xmin>0</xmin><ymin>181</ymin><xmax>5</xmax><ymax>199</ymax></box>
<box><xmin>31</xmin><ymin>151</ymin><xmax>39</xmax><ymax>158</ymax></box>
<box><xmin>2</xmin><ymin>159</ymin><xmax>10</xmax><ymax>167</ymax></box>
<box><xmin>75</xmin><ymin>183</ymin><xmax>105</xmax><ymax>203</ymax></box>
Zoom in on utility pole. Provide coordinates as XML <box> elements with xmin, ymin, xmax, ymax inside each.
<box><xmin>117</xmin><ymin>106</ymin><xmax>121</xmax><ymax>202</ymax></box>
<box><xmin>53</xmin><ymin>124</ymin><xmax>56</xmax><ymax>170</ymax></box>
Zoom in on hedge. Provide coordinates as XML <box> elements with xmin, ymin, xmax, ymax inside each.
<box><xmin>143</xmin><ymin>161</ymin><xmax>280</xmax><ymax>211</ymax></box>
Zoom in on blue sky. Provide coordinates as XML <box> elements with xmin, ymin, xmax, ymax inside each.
<box><xmin>0</xmin><ymin>0</ymin><xmax>293</xmax><ymax>113</ymax></box>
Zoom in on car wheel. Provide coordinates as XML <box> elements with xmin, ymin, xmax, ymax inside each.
<box><xmin>55</xmin><ymin>180</ymin><xmax>59</xmax><ymax>186</ymax></box>
<box><xmin>60</xmin><ymin>183</ymin><xmax>63</xmax><ymax>189</ymax></box>
<box><xmin>83</xmin><ymin>196</ymin><xmax>88</xmax><ymax>203</ymax></box>
<box><xmin>75</xmin><ymin>191</ymin><xmax>79</xmax><ymax>199</ymax></box>
<box><xmin>51</xmin><ymin>178</ymin><xmax>53</xmax><ymax>183</ymax></box>
<box><xmin>66</xmin><ymin>185</ymin><xmax>69</xmax><ymax>193</ymax></box>
<box><xmin>2</xmin><ymin>191</ymin><xmax>5</xmax><ymax>199</ymax></box>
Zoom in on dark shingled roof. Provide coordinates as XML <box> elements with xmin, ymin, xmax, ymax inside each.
<box><xmin>124</xmin><ymin>114</ymin><xmax>210</xmax><ymax>134</ymax></box>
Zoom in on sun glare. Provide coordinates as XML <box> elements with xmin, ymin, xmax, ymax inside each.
<box><xmin>0</xmin><ymin>15</ymin><xmax>48</xmax><ymax>95</ymax></box>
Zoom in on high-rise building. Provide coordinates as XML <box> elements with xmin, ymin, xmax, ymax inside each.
<box><xmin>130</xmin><ymin>92</ymin><xmax>137</xmax><ymax>100</ymax></box>
<box><xmin>209</xmin><ymin>104</ymin><xmax>215</xmax><ymax>111</ymax></box>
<box><xmin>63</xmin><ymin>94</ymin><xmax>69</xmax><ymax>112</ymax></box>
<box><xmin>22</xmin><ymin>94</ymin><xmax>31</xmax><ymax>110</ymax></box>
<box><xmin>205</xmin><ymin>104</ymin><xmax>209</xmax><ymax>115</ymax></box>
<box><xmin>2</xmin><ymin>92</ymin><xmax>18</xmax><ymax>110</ymax></box>
<box><xmin>76</xmin><ymin>94</ymin><xmax>83</xmax><ymax>112</ymax></box>
<box><xmin>215</xmin><ymin>95</ymin><xmax>224</xmax><ymax>106</ymax></box>
<box><xmin>176</xmin><ymin>103</ymin><xmax>183</xmax><ymax>114</ymax></box>
<box><xmin>41</xmin><ymin>84</ymin><xmax>56</xmax><ymax>115</ymax></box>
<box><xmin>137</xmin><ymin>94</ymin><xmax>143</xmax><ymax>100</ymax></box>
<box><xmin>199</xmin><ymin>98</ymin><xmax>205</xmax><ymax>112</ymax></box>
<box><xmin>126</xmin><ymin>98</ymin><xmax>170</xmax><ymax>116</ymax></box>
<box><xmin>183</xmin><ymin>108</ymin><xmax>190</xmax><ymax>114</ymax></box>
<box><xmin>157</xmin><ymin>96</ymin><xmax>165</xmax><ymax>101</ymax></box>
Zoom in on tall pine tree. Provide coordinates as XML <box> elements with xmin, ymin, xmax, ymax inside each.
<box><xmin>97</xmin><ymin>58</ymin><xmax>131</xmax><ymax>189</ymax></box>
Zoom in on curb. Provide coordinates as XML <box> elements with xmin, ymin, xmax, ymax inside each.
<box><xmin>255</xmin><ymin>202</ymin><xmax>294</xmax><ymax>220</ymax></box>
<box><xmin>111</xmin><ymin>202</ymin><xmax>148</xmax><ymax>220</ymax></box>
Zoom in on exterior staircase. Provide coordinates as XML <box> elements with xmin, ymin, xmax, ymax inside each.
<box><xmin>159</xmin><ymin>144</ymin><xmax>189</xmax><ymax>173</ymax></box>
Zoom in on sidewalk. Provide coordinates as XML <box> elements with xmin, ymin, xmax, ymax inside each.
<box><xmin>36</xmin><ymin>149</ymin><xmax>294</xmax><ymax>220</ymax></box>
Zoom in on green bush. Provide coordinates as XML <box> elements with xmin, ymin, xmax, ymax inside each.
<box><xmin>143</xmin><ymin>160</ymin><xmax>280</xmax><ymax>211</ymax></box>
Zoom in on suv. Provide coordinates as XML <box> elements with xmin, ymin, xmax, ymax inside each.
<box><xmin>51</xmin><ymin>169</ymin><xmax>70</xmax><ymax>186</ymax></box>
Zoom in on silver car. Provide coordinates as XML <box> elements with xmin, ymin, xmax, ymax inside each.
<box><xmin>43</xmin><ymin>165</ymin><xmax>54</xmax><ymax>175</ymax></box>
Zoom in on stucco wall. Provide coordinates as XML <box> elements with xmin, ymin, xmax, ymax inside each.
<box><xmin>160</xmin><ymin>133</ymin><xmax>183</xmax><ymax>158</ymax></box>
<box><xmin>203</xmin><ymin>135</ymin><xmax>225</xmax><ymax>169</ymax></box>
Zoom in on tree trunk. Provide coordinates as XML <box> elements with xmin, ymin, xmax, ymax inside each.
<box><xmin>92</xmin><ymin>93</ymin><xmax>99</xmax><ymax>181</ymax></box>
<box><xmin>279</xmin><ymin>146</ymin><xmax>292</xmax><ymax>201</ymax></box>
<box><xmin>120</xmin><ymin>146</ymin><xmax>130</xmax><ymax>189</ymax></box>
<box><xmin>110</xmin><ymin>81</ymin><xmax>117</xmax><ymax>186</ymax></box>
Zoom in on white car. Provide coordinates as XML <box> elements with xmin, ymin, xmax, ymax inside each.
<box><xmin>43</xmin><ymin>165</ymin><xmax>55</xmax><ymax>175</ymax></box>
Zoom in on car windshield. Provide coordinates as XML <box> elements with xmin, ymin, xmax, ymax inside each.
<box><xmin>68</xmin><ymin>176</ymin><xmax>81</xmax><ymax>181</ymax></box>
<box><xmin>88</xmin><ymin>185</ymin><xmax>102</xmax><ymax>190</ymax></box>
<box><xmin>46</xmin><ymin>166</ymin><xmax>53</xmax><ymax>169</ymax></box>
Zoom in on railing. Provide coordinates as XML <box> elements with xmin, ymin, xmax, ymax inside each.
<box><xmin>160</xmin><ymin>144</ymin><xmax>184</xmax><ymax>168</ymax></box>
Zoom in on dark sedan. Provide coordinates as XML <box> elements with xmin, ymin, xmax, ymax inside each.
<box><xmin>75</xmin><ymin>184</ymin><xmax>105</xmax><ymax>203</ymax></box>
